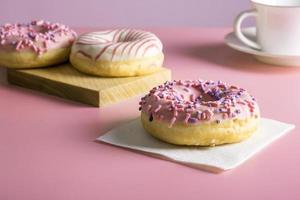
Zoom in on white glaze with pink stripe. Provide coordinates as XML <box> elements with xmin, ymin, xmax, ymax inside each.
<box><xmin>71</xmin><ymin>29</ymin><xmax>163</xmax><ymax>62</ymax></box>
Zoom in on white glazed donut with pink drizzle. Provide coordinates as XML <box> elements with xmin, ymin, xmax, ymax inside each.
<box><xmin>140</xmin><ymin>80</ymin><xmax>260</xmax><ymax>146</ymax></box>
<box><xmin>70</xmin><ymin>29</ymin><xmax>164</xmax><ymax>77</ymax></box>
<box><xmin>0</xmin><ymin>20</ymin><xmax>77</xmax><ymax>68</ymax></box>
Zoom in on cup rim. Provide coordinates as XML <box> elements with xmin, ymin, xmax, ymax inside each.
<box><xmin>252</xmin><ymin>0</ymin><xmax>300</xmax><ymax>8</ymax></box>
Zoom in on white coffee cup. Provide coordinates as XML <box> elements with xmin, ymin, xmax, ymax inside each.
<box><xmin>234</xmin><ymin>0</ymin><xmax>300</xmax><ymax>55</ymax></box>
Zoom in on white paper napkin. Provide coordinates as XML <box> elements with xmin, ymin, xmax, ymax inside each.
<box><xmin>97</xmin><ymin>118</ymin><xmax>295</xmax><ymax>172</ymax></box>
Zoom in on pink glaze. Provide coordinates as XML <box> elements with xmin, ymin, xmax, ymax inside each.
<box><xmin>140</xmin><ymin>80</ymin><xmax>259</xmax><ymax>127</ymax></box>
<box><xmin>0</xmin><ymin>20</ymin><xmax>77</xmax><ymax>55</ymax></box>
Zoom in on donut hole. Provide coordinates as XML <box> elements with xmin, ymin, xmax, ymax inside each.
<box><xmin>37</xmin><ymin>28</ymin><xmax>48</xmax><ymax>34</ymax></box>
<box><xmin>176</xmin><ymin>85</ymin><xmax>221</xmax><ymax>104</ymax></box>
<box><xmin>32</xmin><ymin>26</ymin><xmax>49</xmax><ymax>34</ymax></box>
<box><xmin>117</xmin><ymin>36</ymin><xmax>134</xmax><ymax>43</ymax></box>
<box><xmin>117</xmin><ymin>36</ymin><xmax>131</xmax><ymax>43</ymax></box>
<box><xmin>116</xmin><ymin>30</ymin><xmax>146</xmax><ymax>43</ymax></box>
<box><xmin>200</xmin><ymin>93</ymin><xmax>218</xmax><ymax>102</ymax></box>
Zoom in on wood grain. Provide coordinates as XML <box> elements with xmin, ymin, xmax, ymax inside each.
<box><xmin>7</xmin><ymin>63</ymin><xmax>171</xmax><ymax>107</ymax></box>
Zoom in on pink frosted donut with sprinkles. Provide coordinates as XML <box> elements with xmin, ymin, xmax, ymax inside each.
<box><xmin>0</xmin><ymin>20</ymin><xmax>77</xmax><ymax>68</ymax></box>
<box><xmin>70</xmin><ymin>29</ymin><xmax>164</xmax><ymax>77</ymax></box>
<box><xmin>140</xmin><ymin>80</ymin><xmax>260</xmax><ymax>146</ymax></box>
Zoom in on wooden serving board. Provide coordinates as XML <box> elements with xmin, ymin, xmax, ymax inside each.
<box><xmin>7</xmin><ymin>64</ymin><xmax>171</xmax><ymax>107</ymax></box>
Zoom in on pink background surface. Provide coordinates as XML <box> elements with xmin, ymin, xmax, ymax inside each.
<box><xmin>0</xmin><ymin>0</ymin><xmax>250</xmax><ymax>27</ymax></box>
<box><xmin>1</xmin><ymin>28</ymin><xmax>300</xmax><ymax>200</ymax></box>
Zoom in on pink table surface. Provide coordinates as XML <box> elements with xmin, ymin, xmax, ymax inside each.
<box><xmin>1</xmin><ymin>28</ymin><xmax>300</xmax><ymax>200</ymax></box>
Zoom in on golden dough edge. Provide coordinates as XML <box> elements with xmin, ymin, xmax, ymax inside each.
<box><xmin>0</xmin><ymin>48</ymin><xmax>70</xmax><ymax>68</ymax></box>
<box><xmin>141</xmin><ymin>112</ymin><xmax>260</xmax><ymax>146</ymax></box>
<box><xmin>70</xmin><ymin>53</ymin><xmax>164</xmax><ymax>77</ymax></box>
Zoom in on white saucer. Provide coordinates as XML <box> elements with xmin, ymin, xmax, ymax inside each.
<box><xmin>224</xmin><ymin>27</ymin><xmax>300</xmax><ymax>67</ymax></box>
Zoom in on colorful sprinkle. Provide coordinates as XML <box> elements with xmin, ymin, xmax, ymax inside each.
<box><xmin>139</xmin><ymin>80</ymin><xmax>259</xmax><ymax>127</ymax></box>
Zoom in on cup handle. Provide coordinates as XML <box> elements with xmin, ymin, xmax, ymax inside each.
<box><xmin>234</xmin><ymin>9</ymin><xmax>261</xmax><ymax>50</ymax></box>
